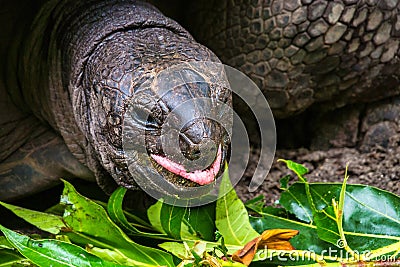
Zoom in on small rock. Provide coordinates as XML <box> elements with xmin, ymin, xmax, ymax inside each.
<box><xmin>361</xmin><ymin>121</ymin><xmax>398</xmax><ymax>152</ymax></box>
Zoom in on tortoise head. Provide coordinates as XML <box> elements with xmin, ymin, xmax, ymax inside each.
<box><xmin>125</xmin><ymin>63</ymin><xmax>232</xmax><ymax>189</ymax></box>
<box><xmin>79</xmin><ymin>25</ymin><xmax>232</xmax><ymax>198</ymax></box>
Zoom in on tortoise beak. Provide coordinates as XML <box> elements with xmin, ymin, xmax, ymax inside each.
<box><xmin>150</xmin><ymin>144</ymin><xmax>222</xmax><ymax>185</ymax></box>
<box><xmin>145</xmin><ymin>114</ymin><xmax>228</xmax><ymax>186</ymax></box>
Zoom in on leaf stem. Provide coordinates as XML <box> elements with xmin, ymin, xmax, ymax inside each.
<box><xmin>335</xmin><ymin>163</ymin><xmax>359</xmax><ymax>259</ymax></box>
<box><xmin>277</xmin><ymin>159</ymin><xmax>317</xmax><ymax>222</ymax></box>
<box><xmin>366</xmin><ymin>241</ymin><xmax>400</xmax><ymax>260</ymax></box>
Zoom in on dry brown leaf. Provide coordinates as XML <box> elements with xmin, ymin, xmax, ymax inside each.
<box><xmin>232</xmin><ymin>229</ymin><xmax>298</xmax><ymax>266</ymax></box>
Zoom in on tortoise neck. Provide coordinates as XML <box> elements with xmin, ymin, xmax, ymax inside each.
<box><xmin>18</xmin><ymin>0</ymin><xmax>192</xmax><ymax>175</ymax></box>
<box><xmin>19</xmin><ymin>0</ymin><xmax>179</xmax><ymax>125</ymax></box>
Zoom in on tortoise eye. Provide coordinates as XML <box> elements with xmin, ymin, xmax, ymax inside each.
<box><xmin>146</xmin><ymin>114</ymin><xmax>159</xmax><ymax>129</ymax></box>
<box><xmin>131</xmin><ymin>107</ymin><xmax>160</xmax><ymax>129</ymax></box>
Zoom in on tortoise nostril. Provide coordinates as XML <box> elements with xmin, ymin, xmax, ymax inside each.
<box><xmin>177</xmin><ymin>118</ymin><xmax>221</xmax><ymax>171</ymax></box>
<box><xmin>179</xmin><ymin>132</ymin><xmax>217</xmax><ymax>171</ymax></box>
<box><xmin>179</xmin><ymin>133</ymin><xmax>202</xmax><ymax>161</ymax></box>
<box><xmin>190</xmin><ymin>147</ymin><xmax>201</xmax><ymax>159</ymax></box>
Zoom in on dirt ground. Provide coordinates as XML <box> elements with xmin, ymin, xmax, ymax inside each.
<box><xmin>236</xmin><ymin>132</ymin><xmax>400</xmax><ymax>204</ymax></box>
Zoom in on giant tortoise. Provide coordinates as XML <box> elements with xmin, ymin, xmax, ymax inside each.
<box><xmin>1</xmin><ymin>0</ymin><xmax>399</xmax><ymax>201</ymax></box>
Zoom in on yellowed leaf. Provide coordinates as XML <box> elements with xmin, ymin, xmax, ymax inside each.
<box><xmin>232</xmin><ymin>229</ymin><xmax>298</xmax><ymax>266</ymax></box>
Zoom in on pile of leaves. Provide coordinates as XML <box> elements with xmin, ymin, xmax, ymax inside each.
<box><xmin>1</xmin><ymin>160</ymin><xmax>400</xmax><ymax>266</ymax></box>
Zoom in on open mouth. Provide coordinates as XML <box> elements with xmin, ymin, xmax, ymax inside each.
<box><xmin>150</xmin><ymin>145</ymin><xmax>222</xmax><ymax>185</ymax></box>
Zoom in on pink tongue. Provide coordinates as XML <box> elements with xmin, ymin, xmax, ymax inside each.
<box><xmin>150</xmin><ymin>145</ymin><xmax>222</xmax><ymax>185</ymax></box>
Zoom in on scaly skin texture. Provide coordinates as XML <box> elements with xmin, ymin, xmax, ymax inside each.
<box><xmin>174</xmin><ymin>0</ymin><xmax>400</xmax><ymax>199</ymax></box>
<box><xmin>184</xmin><ymin>0</ymin><xmax>400</xmax><ymax>118</ymax></box>
<box><xmin>0</xmin><ymin>0</ymin><xmax>229</xmax><ymax>200</ymax></box>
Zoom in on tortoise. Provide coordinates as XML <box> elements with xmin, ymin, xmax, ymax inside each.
<box><xmin>0</xmin><ymin>0</ymin><xmax>233</xmax><ymax>202</ymax></box>
<box><xmin>1</xmin><ymin>0</ymin><xmax>400</xmax><ymax>201</ymax></box>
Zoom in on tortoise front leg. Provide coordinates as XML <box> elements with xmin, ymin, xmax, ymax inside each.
<box><xmin>0</xmin><ymin>129</ymin><xmax>95</xmax><ymax>201</ymax></box>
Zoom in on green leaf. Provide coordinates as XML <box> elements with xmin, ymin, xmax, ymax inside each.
<box><xmin>159</xmin><ymin>240</ymin><xmax>242</xmax><ymax>258</ymax></box>
<box><xmin>87</xmin><ymin>246</ymin><xmax>155</xmax><ymax>266</ymax></box>
<box><xmin>148</xmin><ymin>201</ymin><xmax>215</xmax><ymax>241</ymax></box>
<box><xmin>60</xmin><ymin>180</ymin><xmax>174</xmax><ymax>267</ymax></box>
<box><xmin>0</xmin><ymin>224</ymin><xmax>122</xmax><ymax>267</ymax></box>
<box><xmin>279</xmin><ymin>182</ymin><xmax>400</xmax><ymax>253</ymax></box>
<box><xmin>245</xmin><ymin>196</ymin><xmax>289</xmax><ymax>218</ymax></box>
<box><xmin>147</xmin><ymin>200</ymin><xmax>167</xmax><ymax>234</ymax></box>
<box><xmin>278</xmin><ymin>159</ymin><xmax>308</xmax><ymax>181</ymax></box>
<box><xmin>107</xmin><ymin>187</ymin><xmax>160</xmax><ymax>237</ymax></box>
<box><xmin>0</xmin><ymin>201</ymin><xmax>65</xmax><ymax>235</ymax></box>
<box><xmin>280</xmin><ymin>175</ymin><xmax>291</xmax><ymax>190</ymax></box>
<box><xmin>278</xmin><ymin>160</ymin><xmax>319</xmax><ymax>222</ymax></box>
<box><xmin>216</xmin><ymin>169</ymin><xmax>259</xmax><ymax>246</ymax></box>
<box><xmin>45</xmin><ymin>203</ymin><xmax>67</xmax><ymax>216</ymax></box>
<box><xmin>279</xmin><ymin>183</ymin><xmax>340</xmax><ymax>223</ymax></box>
<box><xmin>182</xmin><ymin>204</ymin><xmax>216</xmax><ymax>241</ymax></box>
<box><xmin>313</xmin><ymin>205</ymin><xmax>340</xmax><ymax>245</ymax></box>
<box><xmin>0</xmin><ymin>249</ymin><xmax>28</xmax><ymax>266</ymax></box>
<box><xmin>107</xmin><ymin>187</ymin><xmax>139</xmax><ymax>234</ymax></box>
<box><xmin>244</xmin><ymin>195</ymin><xmax>265</xmax><ymax>213</ymax></box>
<box><xmin>158</xmin><ymin>242</ymin><xmax>190</xmax><ymax>259</ymax></box>
<box><xmin>160</xmin><ymin>202</ymin><xmax>186</xmax><ymax>239</ymax></box>
<box><xmin>107</xmin><ymin>188</ymin><xmax>167</xmax><ymax>241</ymax></box>
<box><xmin>248</xmin><ymin>213</ymin><xmax>342</xmax><ymax>257</ymax></box>
<box><xmin>0</xmin><ymin>236</ymin><xmax>14</xmax><ymax>249</ymax></box>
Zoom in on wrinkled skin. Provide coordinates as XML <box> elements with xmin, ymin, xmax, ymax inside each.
<box><xmin>79</xmin><ymin>23</ymin><xmax>230</xmax><ymax>191</ymax></box>
<box><xmin>0</xmin><ymin>0</ymin><xmax>230</xmax><ymax>200</ymax></box>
